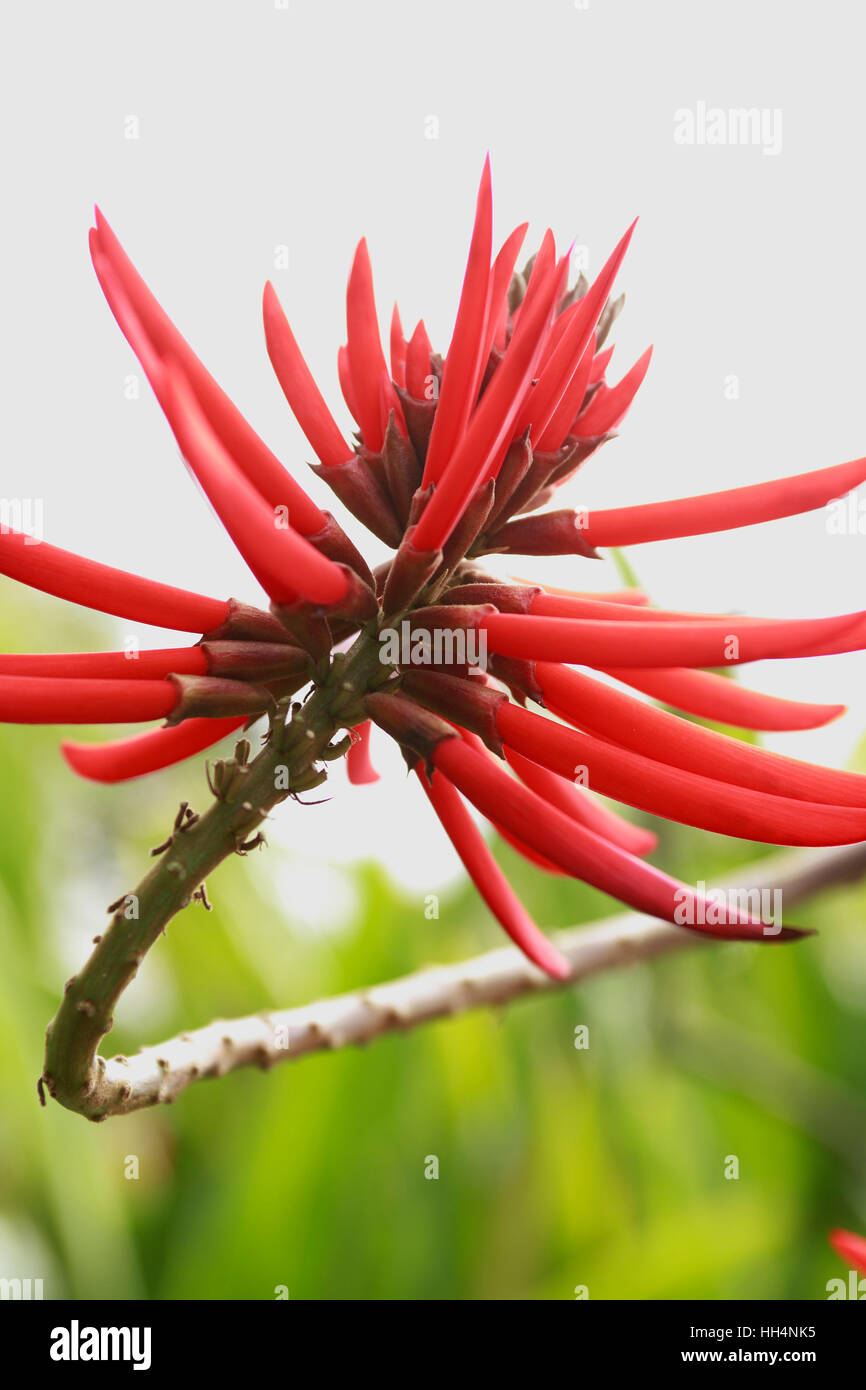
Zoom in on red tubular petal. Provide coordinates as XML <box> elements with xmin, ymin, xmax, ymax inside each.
<box><xmin>0</xmin><ymin>648</ymin><xmax>207</xmax><ymax>679</ymax></box>
<box><xmin>61</xmin><ymin>716</ymin><xmax>247</xmax><ymax>783</ymax></box>
<box><xmin>504</xmin><ymin>744</ymin><xmax>658</xmax><ymax>857</ymax></box>
<box><xmin>405</xmin><ymin>320</ymin><xmax>434</xmax><ymax>400</ymax></box>
<box><xmin>794</xmin><ymin>613</ymin><xmax>866</xmax><ymax>657</ymax></box>
<box><xmin>517</xmin><ymin>580</ymin><xmax>649</xmax><ymax>606</ymax></box>
<box><xmin>539</xmin><ymin>302</ymin><xmax>580</xmax><ymax>370</ymax></box>
<box><xmin>531</xmin><ymin>592</ymin><xmax>758</xmax><ymax>623</ymax></box>
<box><xmin>160</xmin><ymin>367</ymin><xmax>348</xmax><ymax>607</ymax></box>
<box><xmin>411</xmin><ymin>233</ymin><xmax>560</xmax><ymax>553</ymax></box>
<box><xmin>536</xmin><ymin>330</ymin><xmax>597</xmax><ymax>451</ymax></box>
<box><xmin>450</xmin><ymin>726</ymin><xmax>566</xmax><ymax>873</ymax></box>
<box><xmin>589</xmin><ymin>346</ymin><xmax>614</xmax><ymax>383</ymax></box>
<box><xmin>416</xmin><ymin>762</ymin><xmax>571</xmax><ymax>977</ymax></box>
<box><xmin>91</xmin><ymin>215</ymin><xmax>326</xmax><ymax>535</ymax></box>
<box><xmin>535</xmin><ymin>661</ymin><xmax>866</xmax><ymax>808</ymax></box>
<box><xmin>514</xmin><ymin>221</ymin><xmax>638</xmax><ymax>445</ymax></box>
<box><xmin>496</xmin><ymin>702</ymin><xmax>866</xmax><ymax>847</ymax></box>
<box><xmin>573</xmin><ymin>345</ymin><xmax>652</xmax><ymax>438</ymax></box>
<box><xmin>482</xmin><ymin>610</ymin><xmax>865</xmax><ymax>667</ymax></box>
<box><xmin>0</xmin><ymin>676</ymin><xmax>177</xmax><ymax>725</ymax></box>
<box><xmin>346</xmin><ymin>720</ymin><xmax>380</xmax><ymax>785</ymax></box>
<box><xmin>433</xmin><ymin>736</ymin><xmax>796</xmax><ymax>940</ymax></box>
<box><xmin>605</xmin><ymin>664</ymin><xmax>845</xmax><ymax>732</ymax></box>
<box><xmin>390</xmin><ymin>304</ymin><xmax>407</xmax><ymax>389</ymax></box>
<box><xmin>581</xmin><ymin>455</ymin><xmax>866</xmax><ymax>547</ymax></box>
<box><xmin>379</xmin><ymin>371</ymin><xmax>408</xmax><ymax>438</ymax></box>
<box><xmin>422</xmin><ymin>161</ymin><xmax>494</xmax><ymax>486</ymax></box>
<box><xmin>829</xmin><ymin>1229</ymin><xmax>866</xmax><ymax>1275</ymax></box>
<box><xmin>337</xmin><ymin>345</ymin><xmax>362</xmax><ymax>425</ymax></box>
<box><xmin>345</xmin><ymin>238</ymin><xmax>389</xmax><ymax>451</ymax></box>
<box><xmin>262</xmin><ymin>282</ymin><xmax>353</xmax><ymax>469</ymax></box>
<box><xmin>483</xmin><ymin>222</ymin><xmax>529</xmax><ymax>359</ymax></box>
<box><xmin>0</xmin><ymin>528</ymin><xmax>228</xmax><ymax>633</ymax></box>
<box><xmin>494</xmin><ymin>821</ymin><xmax>567</xmax><ymax>875</ymax></box>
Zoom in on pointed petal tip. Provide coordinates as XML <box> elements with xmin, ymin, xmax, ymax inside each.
<box><xmin>542</xmin><ymin>949</ymin><xmax>573</xmax><ymax>981</ymax></box>
<box><xmin>60</xmin><ymin>740</ymin><xmax>85</xmax><ymax>773</ymax></box>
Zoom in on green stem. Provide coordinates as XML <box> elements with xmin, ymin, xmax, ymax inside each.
<box><xmin>42</xmin><ymin>627</ymin><xmax>387</xmax><ymax>1120</ymax></box>
<box><xmin>609</xmin><ymin>546</ymin><xmax>642</xmax><ymax>590</ymax></box>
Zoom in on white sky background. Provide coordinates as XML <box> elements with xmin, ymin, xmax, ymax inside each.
<box><xmin>2</xmin><ymin>0</ymin><xmax>865</xmax><ymax>892</ymax></box>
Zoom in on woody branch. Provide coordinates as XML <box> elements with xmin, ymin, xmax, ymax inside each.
<box><xmin>43</xmin><ymin>840</ymin><xmax>866</xmax><ymax>1121</ymax></box>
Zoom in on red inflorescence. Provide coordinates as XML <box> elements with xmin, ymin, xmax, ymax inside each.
<box><xmin>3</xmin><ymin>159</ymin><xmax>866</xmax><ymax>975</ymax></box>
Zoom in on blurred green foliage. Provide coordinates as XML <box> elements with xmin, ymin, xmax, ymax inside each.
<box><xmin>0</xmin><ymin>591</ymin><xmax>865</xmax><ymax>1301</ymax></box>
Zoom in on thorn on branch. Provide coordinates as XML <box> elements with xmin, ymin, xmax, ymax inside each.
<box><xmin>235</xmin><ymin>831</ymin><xmax>266</xmax><ymax>855</ymax></box>
<box><xmin>151</xmin><ymin>802</ymin><xmax>199</xmax><ymax>856</ymax></box>
<box><xmin>193</xmin><ymin>881</ymin><xmax>213</xmax><ymax>911</ymax></box>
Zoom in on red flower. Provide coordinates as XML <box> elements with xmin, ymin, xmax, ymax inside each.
<box><xmin>829</xmin><ymin>1228</ymin><xmax>866</xmax><ymax>1275</ymax></box>
<box><xmin>3</xmin><ymin>159</ymin><xmax>866</xmax><ymax>976</ymax></box>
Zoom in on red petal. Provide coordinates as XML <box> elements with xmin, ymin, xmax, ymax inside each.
<box><xmin>504</xmin><ymin>744</ymin><xmax>658</xmax><ymax>857</ymax></box>
<box><xmin>346</xmin><ymin>720</ymin><xmax>380</xmax><ymax>785</ymax></box>
<box><xmin>531</xmin><ymin>592</ymin><xmax>760</xmax><ymax>623</ymax></box>
<box><xmin>573</xmin><ymin>345</ymin><xmax>652</xmax><ymax>438</ymax></box>
<box><xmin>0</xmin><ymin>675</ymin><xmax>177</xmax><ymax>724</ymax></box>
<box><xmin>433</xmin><ymin>736</ymin><xmax>797</xmax><ymax>940</ymax></box>
<box><xmin>536</xmin><ymin>330</ymin><xmax>596</xmax><ymax>451</ymax></box>
<box><xmin>0</xmin><ymin>648</ymin><xmax>207</xmax><ymax>679</ymax></box>
<box><xmin>423</xmin><ymin>157</ymin><xmax>493</xmax><ymax>485</ymax></box>
<box><xmin>416</xmin><ymin>761</ymin><xmax>571</xmax><ymax>977</ymax></box>
<box><xmin>159</xmin><ymin>367</ymin><xmax>348</xmax><ymax>607</ymax></box>
<box><xmin>482</xmin><ymin>610</ymin><xmax>865</xmax><ymax>667</ymax></box>
<box><xmin>337</xmin><ymin>345</ymin><xmax>362</xmax><ymax>425</ymax></box>
<box><xmin>497</xmin><ymin>702</ymin><xmax>866</xmax><ymax>847</ymax></box>
<box><xmin>517</xmin><ymin>580</ymin><xmax>648</xmax><ymax>606</ymax></box>
<box><xmin>262</xmin><ymin>282</ymin><xmax>353</xmax><ymax>469</ymax></box>
<box><xmin>589</xmin><ymin>346</ymin><xmax>614</xmax><ymax>383</ymax></box>
<box><xmin>605</xmin><ymin>664</ymin><xmax>845</xmax><ymax>732</ymax></box>
<box><xmin>829</xmin><ymin>1229</ymin><xmax>866</xmax><ymax>1275</ymax></box>
<box><xmin>535</xmin><ymin>661</ymin><xmax>866</xmax><ymax>807</ymax></box>
<box><xmin>390</xmin><ymin>304</ymin><xmax>407</xmax><ymax>389</ymax></box>
<box><xmin>0</xmin><ymin>528</ymin><xmax>228</xmax><ymax>633</ymax></box>
<box><xmin>405</xmin><ymin>320</ymin><xmax>434</xmax><ymax>400</ymax></box>
<box><xmin>514</xmin><ymin>222</ymin><xmax>638</xmax><ymax>445</ymax></box>
<box><xmin>91</xmin><ymin>215</ymin><xmax>326</xmax><ymax>534</ymax></box>
<box><xmin>451</xmin><ymin>726</ymin><xmax>566</xmax><ymax>873</ymax></box>
<box><xmin>411</xmin><ymin>232</ymin><xmax>560</xmax><ymax>553</ymax></box>
<box><xmin>483</xmin><ymin>222</ymin><xmax>529</xmax><ymax>357</ymax></box>
<box><xmin>61</xmin><ymin>716</ymin><xmax>247</xmax><ymax>782</ymax></box>
<box><xmin>582</xmin><ymin>455</ymin><xmax>866</xmax><ymax>547</ymax></box>
<box><xmin>345</xmin><ymin>238</ymin><xmax>389</xmax><ymax>451</ymax></box>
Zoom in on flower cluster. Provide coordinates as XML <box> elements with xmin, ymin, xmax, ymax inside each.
<box><xmin>3</xmin><ymin>158</ymin><xmax>866</xmax><ymax>977</ymax></box>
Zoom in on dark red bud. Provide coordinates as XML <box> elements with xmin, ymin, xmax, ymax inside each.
<box><xmin>310</xmin><ymin>454</ymin><xmax>403</xmax><ymax>548</ymax></box>
<box><xmin>484</xmin><ymin>509</ymin><xmax>600</xmax><ymax>558</ymax></box>
<box><xmin>365</xmin><ymin>690</ymin><xmax>458</xmax><ymax>762</ymax></box>
<box><xmin>400</xmin><ymin>669</ymin><xmax>505</xmax><ymax>753</ymax></box>
<box><xmin>200</xmin><ymin>641</ymin><xmax>311</xmax><ymax>682</ymax></box>
<box><xmin>165</xmin><ymin>674</ymin><xmax>274</xmax><ymax>725</ymax></box>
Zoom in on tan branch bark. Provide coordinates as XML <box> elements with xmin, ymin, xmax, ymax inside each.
<box><xmin>67</xmin><ymin>841</ymin><xmax>866</xmax><ymax>1121</ymax></box>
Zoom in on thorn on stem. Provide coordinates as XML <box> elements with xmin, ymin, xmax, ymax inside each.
<box><xmin>193</xmin><ymin>881</ymin><xmax>213</xmax><ymax>911</ymax></box>
<box><xmin>235</xmin><ymin>831</ymin><xmax>266</xmax><ymax>855</ymax></box>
